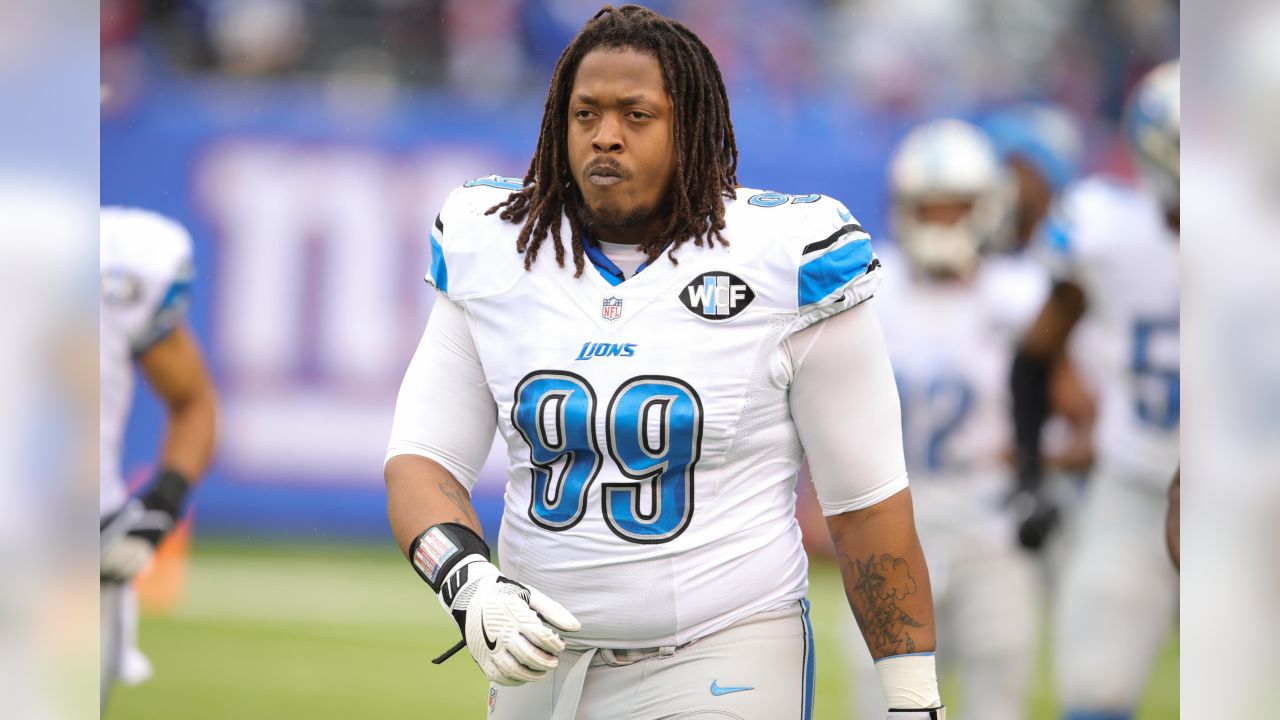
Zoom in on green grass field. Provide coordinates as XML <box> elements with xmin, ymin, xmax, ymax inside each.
<box><xmin>106</xmin><ymin>542</ymin><xmax>1177</xmax><ymax>719</ymax></box>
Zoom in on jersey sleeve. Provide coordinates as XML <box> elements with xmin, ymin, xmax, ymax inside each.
<box><xmin>425</xmin><ymin>175</ymin><xmax>527</xmax><ymax>300</ymax></box>
<box><xmin>790</xmin><ymin>195</ymin><xmax>883</xmax><ymax>330</ymax></box>
<box><xmin>385</xmin><ymin>296</ymin><xmax>497</xmax><ymax>491</ymax></box>
<box><xmin>99</xmin><ymin>208</ymin><xmax>195</xmax><ymax>354</ymax></box>
<box><xmin>788</xmin><ymin>298</ymin><xmax>909</xmax><ymax>514</ymax></box>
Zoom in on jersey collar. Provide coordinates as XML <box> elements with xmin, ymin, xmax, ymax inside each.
<box><xmin>582</xmin><ymin>236</ymin><xmax>667</xmax><ymax>286</ymax></box>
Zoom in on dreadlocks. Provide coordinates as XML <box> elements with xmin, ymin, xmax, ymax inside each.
<box><xmin>486</xmin><ymin>4</ymin><xmax>739</xmax><ymax>276</ymax></box>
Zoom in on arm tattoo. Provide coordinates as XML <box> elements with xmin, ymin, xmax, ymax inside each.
<box><xmin>437</xmin><ymin>478</ymin><xmax>480</xmax><ymax>528</ymax></box>
<box><xmin>841</xmin><ymin>551</ymin><xmax>926</xmax><ymax>657</ymax></box>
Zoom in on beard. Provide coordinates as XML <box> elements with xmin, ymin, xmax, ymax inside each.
<box><xmin>579</xmin><ymin>199</ymin><xmax>658</xmax><ymax>234</ymax></box>
<box><xmin>575</xmin><ymin>190</ymin><xmax>671</xmax><ymax>248</ymax></box>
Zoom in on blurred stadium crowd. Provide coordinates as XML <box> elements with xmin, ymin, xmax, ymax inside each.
<box><xmin>102</xmin><ymin>0</ymin><xmax>1177</xmax><ymax>115</ymax></box>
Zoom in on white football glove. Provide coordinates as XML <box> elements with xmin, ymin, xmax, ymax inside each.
<box><xmin>99</xmin><ymin>500</ymin><xmax>172</xmax><ymax>583</ymax></box>
<box><xmin>100</xmin><ymin>470</ymin><xmax>190</xmax><ymax>583</ymax></box>
<box><xmin>439</xmin><ymin>558</ymin><xmax>581</xmax><ymax>686</ymax></box>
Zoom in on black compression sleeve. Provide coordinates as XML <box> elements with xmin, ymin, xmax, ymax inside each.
<box><xmin>1011</xmin><ymin>348</ymin><xmax>1051</xmax><ymax>493</ymax></box>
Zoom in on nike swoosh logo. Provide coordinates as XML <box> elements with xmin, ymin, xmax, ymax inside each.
<box><xmin>710</xmin><ymin>681</ymin><xmax>754</xmax><ymax>696</ymax></box>
<box><xmin>837</xmin><ymin>208</ymin><xmax>852</xmax><ymax>222</ymax></box>
<box><xmin>481</xmin><ymin>617</ymin><xmax>498</xmax><ymax>650</ymax></box>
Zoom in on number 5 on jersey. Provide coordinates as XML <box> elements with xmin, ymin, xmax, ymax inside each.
<box><xmin>512</xmin><ymin>372</ymin><xmax>703</xmax><ymax>544</ymax></box>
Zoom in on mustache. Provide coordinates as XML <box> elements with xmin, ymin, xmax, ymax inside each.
<box><xmin>584</xmin><ymin>159</ymin><xmax>629</xmax><ymax>179</ymax></box>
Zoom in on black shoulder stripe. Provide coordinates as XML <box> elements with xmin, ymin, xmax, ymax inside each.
<box><xmin>802</xmin><ymin>223</ymin><xmax>864</xmax><ymax>255</ymax></box>
<box><xmin>434</xmin><ymin>214</ymin><xmax>444</xmax><ymax>233</ymax></box>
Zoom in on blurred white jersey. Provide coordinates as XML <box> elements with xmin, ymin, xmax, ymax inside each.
<box><xmin>425</xmin><ymin>177</ymin><xmax>882</xmax><ymax>648</ymax></box>
<box><xmin>876</xmin><ymin>245</ymin><xmax>1047</xmax><ymax>528</ymax></box>
<box><xmin>99</xmin><ymin>208</ymin><xmax>194</xmax><ymax>516</ymax></box>
<box><xmin>1040</xmin><ymin>177</ymin><xmax>1179</xmax><ymax>484</ymax></box>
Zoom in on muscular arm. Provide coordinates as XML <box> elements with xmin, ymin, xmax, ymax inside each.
<box><xmin>827</xmin><ymin>490</ymin><xmax>934</xmax><ymax>658</ymax></box>
<box><xmin>384</xmin><ymin>296</ymin><xmax>496</xmax><ymax>556</ymax></box>
<box><xmin>386</xmin><ymin>455</ymin><xmax>481</xmax><ymax>557</ymax></box>
<box><xmin>1013</xmin><ymin>280</ymin><xmax>1085</xmax><ymax>509</ymax></box>
<box><xmin>788</xmin><ymin>301</ymin><xmax>937</xmax><ymax>661</ymax></box>
<box><xmin>1021</xmin><ymin>279</ymin><xmax>1086</xmax><ymax>361</ymax></box>
<box><xmin>137</xmin><ymin>324</ymin><xmax>217</xmax><ymax>482</ymax></box>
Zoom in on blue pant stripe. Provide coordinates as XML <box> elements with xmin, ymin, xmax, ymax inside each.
<box><xmin>801</xmin><ymin>598</ymin><xmax>815</xmax><ymax>720</ymax></box>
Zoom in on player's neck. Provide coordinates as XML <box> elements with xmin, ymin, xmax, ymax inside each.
<box><xmin>589</xmin><ymin>220</ymin><xmax>660</xmax><ymax>246</ymax></box>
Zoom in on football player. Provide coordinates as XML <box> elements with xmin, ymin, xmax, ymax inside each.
<box><xmin>1011</xmin><ymin>61</ymin><xmax>1180</xmax><ymax>720</ymax></box>
<box><xmin>99</xmin><ymin>208</ymin><xmax>217</xmax><ymax>711</ymax></box>
<box><xmin>982</xmin><ymin>103</ymin><xmax>1084</xmax><ymax>255</ymax></box>
<box><xmin>846</xmin><ymin>120</ymin><xmax>1046</xmax><ymax>720</ymax></box>
<box><xmin>385</xmin><ymin>5</ymin><xmax>944</xmax><ymax>719</ymax></box>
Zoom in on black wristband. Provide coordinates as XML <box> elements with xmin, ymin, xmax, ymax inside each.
<box><xmin>409</xmin><ymin>523</ymin><xmax>491</xmax><ymax>593</ymax></box>
<box><xmin>141</xmin><ymin>469</ymin><xmax>191</xmax><ymax>519</ymax></box>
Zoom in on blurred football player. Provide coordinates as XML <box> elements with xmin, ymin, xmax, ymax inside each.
<box><xmin>1011</xmin><ymin>61</ymin><xmax>1180</xmax><ymax>720</ymax></box>
<box><xmin>99</xmin><ymin>208</ymin><xmax>217</xmax><ymax>711</ymax></box>
<box><xmin>983</xmin><ymin>103</ymin><xmax>1084</xmax><ymax>254</ymax></box>
<box><xmin>385</xmin><ymin>5</ymin><xmax>944</xmax><ymax>719</ymax></box>
<box><xmin>847</xmin><ymin>120</ymin><xmax>1046</xmax><ymax>720</ymax></box>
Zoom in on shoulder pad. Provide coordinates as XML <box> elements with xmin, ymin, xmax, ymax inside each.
<box><xmin>100</xmin><ymin>207</ymin><xmax>195</xmax><ymax>352</ymax></box>
<box><xmin>726</xmin><ymin>189</ymin><xmax>882</xmax><ymax>324</ymax></box>
<box><xmin>427</xmin><ymin>176</ymin><xmax>528</xmax><ymax>300</ymax></box>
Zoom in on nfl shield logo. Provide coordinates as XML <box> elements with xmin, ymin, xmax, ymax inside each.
<box><xmin>602</xmin><ymin>296</ymin><xmax>623</xmax><ymax>321</ymax></box>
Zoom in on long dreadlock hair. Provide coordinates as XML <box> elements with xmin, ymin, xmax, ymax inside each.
<box><xmin>486</xmin><ymin>4</ymin><xmax>739</xmax><ymax>276</ymax></box>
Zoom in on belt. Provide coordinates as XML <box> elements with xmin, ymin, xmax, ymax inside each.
<box><xmin>549</xmin><ymin>643</ymin><xmax>679</xmax><ymax>719</ymax></box>
<box><xmin>594</xmin><ymin>644</ymin><xmax>677</xmax><ymax>667</ymax></box>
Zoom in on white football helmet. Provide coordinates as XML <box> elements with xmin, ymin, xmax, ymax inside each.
<box><xmin>1125</xmin><ymin>60</ymin><xmax>1180</xmax><ymax>211</ymax></box>
<box><xmin>889</xmin><ymin>119</ymin><xmax>1012</xmax><ymax>276</ymax></box>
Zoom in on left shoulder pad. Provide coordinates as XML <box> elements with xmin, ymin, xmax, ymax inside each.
<box><xmin>756</xmin><ymin>193</ymin><xmax>881</xmax><ymax>327</ymax></box>
<box><xmin>790</xmin><ymin>195</ymin><xmax>880</xmax><ymax>312</ymax></box>
<box><xmin>726</xmin><ymin>191</ymin><xmax>881</xmax><ymax>323</ymax></box>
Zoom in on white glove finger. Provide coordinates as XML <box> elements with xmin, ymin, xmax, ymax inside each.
<box><xmin>484</xmin><ymin>655</ymin><xmax>528</xmax><ymax>687</ymax></box>
<box><xmin>526</xmin><ymin>587</ymin><xmax>581</xmax><ymax>633</ymax></box>
<box><xmin>490</xmin><ymin>649</ymin><xmax>545</xmax><ymax>685</ymax></box>
<box><xmin>506</xmin><ymin>602</ymin><xmax>566</xmax><ymax>655</ymax></box>
<box><xmin>101</xmin><ymin>537</ymin><xmax>153</xmax><ymax>580</ymax></box>
<box><xmin>504</xmin><ymin>632</ymin><xmax>559</xmax><ymax>674</ymax></box>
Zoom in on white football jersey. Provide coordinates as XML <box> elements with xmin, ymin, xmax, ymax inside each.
<box><xmin>1040</xmin><ymin>177</ymin><xmax>1179</xmax><ymax>484</ymax></box>
<box><xmin>100</xmin><ymin>208</ymin><xmax>195</xmax><ymax>515</ymax></box>
<box><xmin>876</xmin><ymin>246</ymin><xmax>1048</xmax><ymax>527</ymax></box>
<box><xmin>428</xmin><ymin>177</ymin><xmax>882</xmax><ymax>648</ymax></box>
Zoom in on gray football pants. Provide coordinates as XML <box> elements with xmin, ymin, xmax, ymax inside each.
<box><xmin>100</xmin><ymin>581</ymin><xmax>125</xmax><ymax>714</ymax></box>
<box><xmin>488</xmin><ymin>600</ymin><xmax>816</xmax><ymax>720</ymax></box>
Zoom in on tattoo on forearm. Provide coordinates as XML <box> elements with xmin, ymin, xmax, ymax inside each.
<box><xmin>841</xmin><ymin>551</ymin><xmax>925</xmax><ymax>656</ymax></box>
<box><xmin>437</xmin><ymin>479</ymin><xmax>480</xmax><ymax>528</ymax></box>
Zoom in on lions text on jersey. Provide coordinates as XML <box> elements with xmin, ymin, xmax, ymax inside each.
<box><xmin>424</xmin><ymin>177</ymin><xmax>881</xmax><ymax>648</ymax></box>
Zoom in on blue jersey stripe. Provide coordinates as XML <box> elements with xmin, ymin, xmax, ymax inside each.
<box><xmin>793</xmin><ymin>234</ymin><xmax>875</xmax><ymax>303</ymax></box>
<box><xmin>1042</xmin><ymin>216</ymin><xmax>1072</xmax><ymax>255</ymax></box>
<box><xmin>797</xmin><ymin>236</ymin><xmax>874</xmax><ymax>306</ymax></box>
<box><xmin>801</xmin><ymin>598</ymin><xmax>815</xmax><ymax>720</ymax></box>
<box><xmin>132</xmin><ymin>276</ymin><xmax>192</xmax><ymax>354</ymax></box>
<box><xmin>428</xmin><ymin>232</ymin><xmax>449</xmax><ymax>293</ymax></box>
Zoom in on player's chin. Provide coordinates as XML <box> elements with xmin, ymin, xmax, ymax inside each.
<box><xmin>583</xmin><ymin>198</ymin><xmax>634</xmax><ymax>225</ymax></box>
